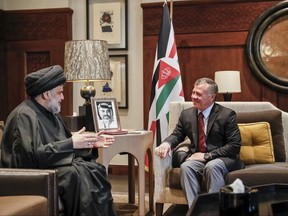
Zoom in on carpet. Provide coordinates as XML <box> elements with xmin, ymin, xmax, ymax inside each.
<box><xmin>113</xmin><ymin>193</ymin><xmax>189</xmax><ymax>216</ymax></box>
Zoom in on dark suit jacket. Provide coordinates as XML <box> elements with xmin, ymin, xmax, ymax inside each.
<box><xmin>165</xmin><ymin>103</ymin><xmax>244</xmax><ymax>171</ymax></box>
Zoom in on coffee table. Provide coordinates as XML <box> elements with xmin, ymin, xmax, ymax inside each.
<box><xmin>187</xmin><ymin>184</ymin><xmax>288</xmax><ymax>216</ymax></box>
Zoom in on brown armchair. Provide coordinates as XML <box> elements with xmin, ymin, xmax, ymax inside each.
<box><xmin>0</xmin><ymin>121</ymin><xmax>59</xmax><ymax>216</ymax></box>
<box><xmin>0</xmin><ymin>169</ymin><xmax>58</xmax><ymax>216</ymax></box>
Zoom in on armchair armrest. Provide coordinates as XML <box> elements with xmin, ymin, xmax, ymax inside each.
<box><xmin>154</xmin><ymin>151</ymin><xmax>172</xmax><ymax>201</ymax></box>
<box><xmin>0</xmin><ymin>168</ymin><xmax>58</xmax><ymax>216</ymax></box>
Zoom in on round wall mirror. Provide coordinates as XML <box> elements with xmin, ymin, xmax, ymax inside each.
<box><xmin>246</xmin><ymin>0</ymin><xmax>288</xmax><ymax>92</ymax></box>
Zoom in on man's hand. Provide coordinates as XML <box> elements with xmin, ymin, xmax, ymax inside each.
<box><xmin>186</xmin><ymin>152</ymin><xmax>205</xmax><ymax>162</ymax></box>
<box><xmin>93</xmin><ymin>133</ymin><xmax>114</xmax><ymax>148</ymax></box>
<box><xmin>155</xmin><ymin>142</ymin><xmax>172</xmax><ymax>159</ymax></box>
<box><xmin>72</xmin><ymin>127</ymin><xmax>114</xmax><ymax>149</ymax></box>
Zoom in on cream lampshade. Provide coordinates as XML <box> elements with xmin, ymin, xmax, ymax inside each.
<box><xmin>64</xmin><ymin>40</ymin><xmax>111</xmax><ymax>105</ymax></box>
<box><xmin>214</xmin><ymin>71</ymin><xmax>241</xmax><ymax>101</ymax></box>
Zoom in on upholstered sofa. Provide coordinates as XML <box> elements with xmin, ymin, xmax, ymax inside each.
<box><xmin>0</xmin><ymin>121</ymin><xmax>59</xmax><ymax>216</ymax></box>
<box><xmin>0</xmin><ymin>169</ymin><xmax>59</xmax><ymax>216</ymax></box>
<box><xmin>154</xmin><ymin>101</ymin><xmax>288</xmax><ymax>216</ymax></box>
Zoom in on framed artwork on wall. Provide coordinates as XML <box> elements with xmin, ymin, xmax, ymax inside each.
<box><xmin>95</xmin><ymin>54</ymin><xmax>128</xmax><ymax>109</ymax></box>
<box><xmin>86</xmin><ymin>0</ymin><xmax>128</xmax><ymax>50</ymax></box>
<box><xmin>91</xmin><ymin>97</ymin><xmax>121</xmax><ymax>131</ymax></box>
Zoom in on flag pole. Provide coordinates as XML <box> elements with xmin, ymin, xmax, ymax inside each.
<box><xmin>170</xmin><ymin>0</ymin><xmax>173</xmax><ymax>20</ymax></box>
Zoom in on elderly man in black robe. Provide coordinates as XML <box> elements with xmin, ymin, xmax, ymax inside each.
<box><xmin>0</xmin><ymin>65</ymin><xmax>117</xmax><ymax>216</ymax></box>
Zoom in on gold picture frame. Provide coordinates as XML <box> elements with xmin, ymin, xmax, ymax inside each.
<box><xmin>91</xmin><ymin>97</ymin><xmax>121</xmax><ymax>132</ymax></box>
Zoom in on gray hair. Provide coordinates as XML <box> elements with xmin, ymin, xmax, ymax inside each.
<box><xmin>194</xmin><ymin>77</ymin><xmax>218</xmax><ymax>96</ymax></box>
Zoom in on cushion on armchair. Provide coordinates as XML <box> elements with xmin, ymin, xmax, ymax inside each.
<box><xmin>226</xmin><ymin>110</ymin><xmax>288</xmax><ymax>186</ymax></box>
<box><xmin>236</xmin><ymin>110</ymin><xmax>285</xmax><ymax>162</ymax></box>
<box><xmin>238</xmin><ymin>122</ymin><xmax>275</xmax><ymax>165</ymax></box>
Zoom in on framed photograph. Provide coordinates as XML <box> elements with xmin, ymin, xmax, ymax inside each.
<box><xmin>86</xmin><ymin>0</ymin><xmax>128</xmax><ymax>50</ymax></box>
<box><xmin>95</xmin><ymin>54</ymin><xmax>128</xmax><ymax>109</ymax></box>
<box><xmin>91</xmin><ymin>97</ymin><xmax>121</xmax><ymax>132</ymax></box>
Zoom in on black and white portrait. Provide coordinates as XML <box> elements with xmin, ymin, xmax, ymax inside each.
<box><xmin>91</xmin><ymin>97</ymin><xmax>120</xmax><ymax>131</ymax></box>
<box><xmin>97</xmin><ymin>102</ymin><xmax>117</xmax><ymax>129</ymax></box>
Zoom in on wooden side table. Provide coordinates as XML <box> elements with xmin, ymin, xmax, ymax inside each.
<box><xmin>97</xmin><ymin>131</ymin><xmax>154</xmax><ymax>216</ymax></box>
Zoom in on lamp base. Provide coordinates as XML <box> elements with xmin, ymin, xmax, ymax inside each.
<box><xmin>78</xmin><ymin>83</ymin><xmax>96</xmax><ymax>131</ymax></box>
<box><xmin>80</xmin><ymin>84</ymin><xmax>96</xmax><ymax>105</ymax></box>
<box><xmin>223</xmin><ymin>93</ymin><xmax>232</xmax><ymax>101</ymax></box>
<box><xmin>79</xmin><ymin>104</ymin><xmax>95</xmax><ymax>132</ymax></box>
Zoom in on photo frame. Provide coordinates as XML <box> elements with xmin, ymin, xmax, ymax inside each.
<box><xmin>246</xmin><ymin>1</ymin><xmax>288</xmax><ymax>92</ymax></box>
<box><xmin>86</xmin><ymin>0</ymin><xmax>128</xmax><ymax>50</ymax></box>
<box><xmin>91</xmin><ymin>97</ymin><xmax>121</xmax><ymax>132</ymax></box>
<box><xmin>95</xmin><ymin>55</ymin><xmax>128</xmax><ymax>109</ymax></box>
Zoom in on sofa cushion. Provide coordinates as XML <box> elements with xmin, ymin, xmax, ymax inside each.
<box><xmin>225</xmin><ymin>163</ymin><xmax>288</xmax><ymax>186</ymax></box>
<box><xmin>0</xmin><ymin>195</ymin><xmax>47</xmax><ymax>216</ymax></box>
<box><xmin>236</xmin><ymin>110</ymin><xmax>285</xmax><ymax>162</ymax></box>
<box><xmin>238</xmin><ymin>122</ymin><xmax>275</xmax><ymax>165</ymax></box>
<box><xmin>167</xmin><ymin>167</ymin><xmax>181</xmax><ymax>189</ymax></box>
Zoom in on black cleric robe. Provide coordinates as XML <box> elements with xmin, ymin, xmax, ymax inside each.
<box><xmin>1</xmin><ymin>99</ymin><xmax>116</xmax><ymax>216</ymax></box>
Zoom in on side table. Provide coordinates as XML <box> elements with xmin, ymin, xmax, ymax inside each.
<box><xmin>97</xmin><ymin>131</ymin><xmax>154</xmax><ymax>216</ymax></box>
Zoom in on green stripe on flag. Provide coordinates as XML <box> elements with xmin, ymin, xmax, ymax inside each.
<box><xmin>156</xmin><ymin>76</ymin><xmax>180</xmax><ymax>117</ymax></box>
<box><xmin>166</xmin><ymin>111</ymin><xmax>169</xmax><ymax>123</ymax></box>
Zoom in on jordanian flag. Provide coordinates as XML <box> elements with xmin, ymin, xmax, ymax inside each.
<box><xmin>148</xmin><ymin>2</ymin><xmax>184</xmax><ymax>150</ymax></box>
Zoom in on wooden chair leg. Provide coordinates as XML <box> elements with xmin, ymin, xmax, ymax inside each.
<box><xmin>156</xmin><ymin>202</ymin><xmax>164</xmax><ymax>216</ymax></box>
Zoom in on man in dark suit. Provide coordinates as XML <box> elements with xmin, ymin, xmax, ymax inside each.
<box><xmin>155</xmin><ymin>77</ymin><xmax>244</xmax><ymax>207</ymax></box>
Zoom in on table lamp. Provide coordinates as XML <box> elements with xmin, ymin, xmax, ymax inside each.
<box><xmin>64</xmin><ymin>40</ymin><xmax>111</xmax><ymax>131</ymax></box>
<box><xmin>214</xmin><ymin>71</ymin><xmax>241</xmax><ymax>101</ymax></box>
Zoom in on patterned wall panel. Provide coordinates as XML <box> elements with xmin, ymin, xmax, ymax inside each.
<box><xmin>143</xmin><ymin>1</ymin><xmax>278</xmax><ymax>35</ymax></box>
<box><xmin>26</xmin><ymin>52</ymin><xmax>51</xmax><ymax>73</ymax></box>
<box><xmin>5</xmin><ymin>8</ymin><xmax>72</xmax><ymax>41</ymax></box>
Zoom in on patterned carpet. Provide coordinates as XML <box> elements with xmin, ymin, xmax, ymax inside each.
<box><xmin>110</xmin><ymin>174</ymin><xmax>189</xmax><ymax>215</ymax></box>
<box><xmin>113</xmin><ymin>193</ymin><xmax>189</xmax><ymax>216</ymax></box>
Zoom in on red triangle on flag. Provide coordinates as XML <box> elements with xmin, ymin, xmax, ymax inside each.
<box><xmin>158</xmin><ymin>59</ymin><xmax>180</xmax><ymax>89</ymax></box>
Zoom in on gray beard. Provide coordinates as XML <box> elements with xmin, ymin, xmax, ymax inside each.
<box><xmin>47</xmin><ymin>97</ymin><xmax>61</xmax><ymax>113</ymax></box>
